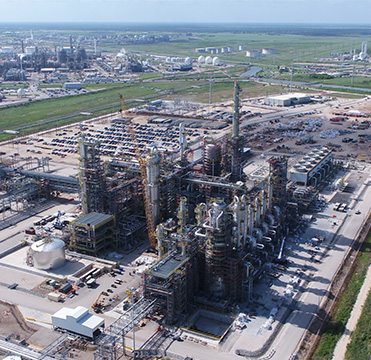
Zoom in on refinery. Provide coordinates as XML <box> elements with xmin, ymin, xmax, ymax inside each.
<box><xmin>0</xmin><ymin>79</ymin><xmax>371</xmax><ymax>360</ymax></box>
<box><xmin>1</xmin><ymin>25</ymin><xmax>371</xmax><ymax>360</ymax></box>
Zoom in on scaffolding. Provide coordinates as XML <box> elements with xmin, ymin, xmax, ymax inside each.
<box><xmin>78</xmin><ymin>138</ymin><xmax>105</xmax><ymax>215</ymax></box>
<box><xmin>95</xmin><ymin>297</ymin><xmax>156</xmax><ymax>360</ymax></box>
<box><xmin>267</xmin><ymin>156</ymin><xmax>288</xmax><ymax>212</ymax></box>
<box><xmin>143</xmin><ymin>245</ymin><xmax>196</xmax><ymax>324</ymax></box>
<box><xmin>70</xmin><ymin>212</ymin><xmax>116</xmax><ymax>255</ymax></box>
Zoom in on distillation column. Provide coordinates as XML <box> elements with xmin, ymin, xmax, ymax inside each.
<box><xmin>231</xmin><ymin>81</ymin><xmax>242</xmax><ymax>182</ymax></box>
<box><xmin>146</xmin><ymin>147</ymin><xmax>160</xmax><ymax>226</ymax></box>
<box><xmin>204</xmin><ymin>200</ymin><xmax>232</xmax><ymax>298</ymax></box>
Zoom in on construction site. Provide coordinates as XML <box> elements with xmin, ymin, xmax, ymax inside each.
<box><xmin>1</xmin><ymin>79</ymin><xmax>371</xmax><ymax>360</ymax></box>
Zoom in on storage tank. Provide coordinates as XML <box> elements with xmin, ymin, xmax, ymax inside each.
<box><xmin>205</xmin><ymin>56</ymin><xmax>212</xmax><ymax>64</ymax></box>
<box><xmin>212</xmin><ymin>57</ymin><xmax>220</xmax><ymax>66</ymax></box>
<box><xmin>185</xmin><ymin>57</ymin><xmax>192</xmax><ymax>65</ymax></box>
<box><xmin>197</xmin><ymin>55</ymin><xmax>205</xmax><ymax>64</ymax></box>
<box><xmin>262</xmin><ymin>48</ymin><xmax>277</xmax><ymax>55</ymax></box>
<box><xmin>30</xmin><ymin>238</ymin><xmax>65</xmax><ymax>270</ymax></box>
<box><xmin>3</xmin><ymin>356</ymin><xmax>22</xmax><ymax>360</ymax></box>
<box><xmin>17</xmin><ymin>88</ymin><xmax>26</xmax><ymax>97</ymax></box>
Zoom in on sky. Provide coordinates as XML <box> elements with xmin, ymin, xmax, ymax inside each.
<box><xmin>1</xmin><ymin>0</ymin><xmax>371</xmax><ymax>24</ymax></box>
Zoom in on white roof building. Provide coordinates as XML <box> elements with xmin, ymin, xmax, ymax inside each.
<box><xmin>52</xmin><ymin>306</ymin><xmax>104</xmax><ymax>339</ymax></box>
<box><xmin>289</xmin><ymin>147</ymin><xmax>333</xmax><ymax>186</ymax></box>
<box><xmin>264</xmin><ymin>93</ymin><xmax>311</xmax><ymax>107</ymax></box>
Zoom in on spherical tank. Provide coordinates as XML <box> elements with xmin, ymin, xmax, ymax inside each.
<box><xmin>31</xmin><ymin>238</ymin><xmax>65</xmax><ymax>270</ymax></box>
<box><xmin>197</xmin><ymin>55</ymin><xmax>205</xmax><ymax>63</ymax></box>
<box><xmin>185</xmin><ymin>57</ymin><xmax>192</xmax><ymax>65</ymax></box>
<box><xmin>212</xmin><ymin>57</ymin><xmax>220</xmax><ymax>66</ymax></box>
<box><xmin>17</xmin><ymin>88</ymin><xmax>26</xmax><ymax>97</ymax></box>
<box><xmin>205</xmin><ymin>56</ymin><xmax>212</xmax><ymax>64</ymax></box>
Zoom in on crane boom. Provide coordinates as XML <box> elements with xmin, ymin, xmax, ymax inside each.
<box><xmin>119</xmin><ymin>94</ymin><xmax>156</xmax><ymax>249</ymax></box>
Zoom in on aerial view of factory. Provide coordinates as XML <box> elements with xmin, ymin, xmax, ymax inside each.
<box><xmin>1</xmin><ymin>24</ymin><xmax>371</xmax><ymax>360</ymax></box>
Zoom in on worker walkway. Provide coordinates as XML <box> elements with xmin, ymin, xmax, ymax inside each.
<box><xmin>95</xmin><ymin>297</ymin><xmax>156</xmax><ymax>360</ymax></box>
<box><xmin>0</xmin><ymin>335</ymin><xmax>55</xmax><ymax>360</ymax></box>
<box><xmin>134</xmin><ymin>328</ymin><xmax>173</xmax><ymax>358</ymax></box>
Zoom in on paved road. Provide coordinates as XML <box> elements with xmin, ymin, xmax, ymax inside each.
<box><xmin>269</xmin><ymin>171</ymin><xmax>371</xmax><ymax>360</ymax></box>
<box><xmin>163</xmin><ymin>167</ymin><xmax>371</xmax><ymax>360</ymax></box>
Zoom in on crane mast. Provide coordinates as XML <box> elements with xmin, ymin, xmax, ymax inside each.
<box><xmin>119</xmin><ymin>94</ymin><xmax>156</xmax><ymax>249</ymax></box>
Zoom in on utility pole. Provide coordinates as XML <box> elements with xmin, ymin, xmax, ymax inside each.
<box><xmin>209</xmin><ymin>78</ymin><xmax>213</xmax><ymax>105</ymax></box>
<box><xmin>290</xmin><ymin>67</ymin><xmax>293</xmax><ymax>93</ymax></box>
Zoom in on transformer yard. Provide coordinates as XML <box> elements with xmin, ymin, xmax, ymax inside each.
<box><xmin>1</xmin><ymin>86</ymin><xmax>371</xmax><ymax>360</ymax></box>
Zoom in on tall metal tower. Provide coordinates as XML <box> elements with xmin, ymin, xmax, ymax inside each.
<box><xmin>78</xmin><ymin>137</ymin><xmax>105</xmax><ymax>214</ymax></box>
<box><xmin>230</xmin><ymin>81</ymin><xmax>242</xmax><ymax>182</ymax></box>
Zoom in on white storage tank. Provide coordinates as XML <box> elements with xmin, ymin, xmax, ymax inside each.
<box><xmin>197</xmin><ymin>55</ymin><xmax>205</xmax><ymax>64</ymax></box>
<box><xmin>17</xmin><ymin>88</ymin><xmax>26</xmax><ymax>97</ymax></box>
<box><xmin>30</xmin><ymin>238</ymin><xmax>66</xmax><ymax>270</ymax></box>
<box><xmin>185</xmin><ymin>57</ymin><xmax>192</xmax><ymax>65</ymax></box>
<box><xmin>4</xmin><ymin>357</ymin><xmax>22</xmax><ymax>360</ymax></box>
<box><xmin>262</xmin><ymin>48</ymin><xmax>277</xmax><ymax>55</ymax></box>
<box><xmin>205</xmin><ymin>56</ymin><xmax>213</xmax><ymax>64</ymax></box>
<box><xmin>212</xmin><ymin>57</ymin><xmax>220</xmax><ymax>66</ymax></box>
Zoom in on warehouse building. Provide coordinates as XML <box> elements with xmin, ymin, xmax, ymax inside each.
<box><xmin>264</xmin><ymin>93</ymin><xmax>311</xmax><ymax>107</ymax></box>
<box><xmin>63</xmin><ymin>82</ymin><xmax>82</xmax><ymax>90</ymax></box>
<box><xmin>52</xmin><ymin>306</ymin><xmax>104</xmax><ymax>340</ymax></box>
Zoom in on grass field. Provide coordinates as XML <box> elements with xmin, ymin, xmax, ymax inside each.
<box><xmin>345</xmin><ymin>285</ymin><xmax>371</xmax><ymax>360</ymax></box>
<box><xmin>0</xmin><ymin>76</ymin><xmax>290</xmax><ymax>141</ymax></box>
<box><xmin>121</xmin><ymin>33</ymin><xmax>370</xmax><ymax>66</ymax></box>
<box><xmin>1</xmin><ymin>28</ymin><xmax>370</xmax><ymax>142</ymax></box>
<box><xmin>312</xmin><ymin>231</ymin><xmax>371</xmax><ymax>360</ymax></box>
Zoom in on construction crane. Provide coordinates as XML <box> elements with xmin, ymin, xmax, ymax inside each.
<box><xmin>54</xmin><ymin>210</ymin><xmax>63</xmax><ymax>230</ymax></box>
<box><xmin>119</xmin><ymin>94</ymin><xmax>156</xmax><ymax>249</ymax></box>
<box><xmin>92</xmin><ymin>291</ymin><xmax>108</xmax><ymax>313</ymax></box>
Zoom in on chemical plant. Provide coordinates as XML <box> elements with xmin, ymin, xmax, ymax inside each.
<box><xmin>1</xmin><ymin>71</ymin><xmax>371</xmax><ymax>360</ymax></box>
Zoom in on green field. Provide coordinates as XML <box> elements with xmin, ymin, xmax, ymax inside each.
<box><xmin>0</xmin><ymin>77</ymin><xmax>290</xmax><ymax>141</ymax></box>
<box><xmin>312</xmin><ymin>231</ymin><xmax>371</xmax><ymax>360</ymax></box>
<box><xmin>1</xmin><ymin>27</ymin><xmax>370</xmax><ymax>141</ymax></box>
<box><xmin>121</xmin><ymin>33</ymin><xmax>370</xmax><ymax>66</ymax></box>
<box><xmin>345</xmin><ymin>287</ymin><xmax>371</xmax><ymax>360</ymax></box>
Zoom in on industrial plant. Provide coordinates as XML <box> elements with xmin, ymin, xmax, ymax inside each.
<box><xmin>0</xmin><ymin>77</ymin><xmax>342</xmax><ymax>352</ymax></box>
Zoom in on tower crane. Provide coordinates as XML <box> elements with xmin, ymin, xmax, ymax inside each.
<box><xmin>119</xmin><ymin>94</ymin><xmax>156</xmax><ymax>249</ymax></box>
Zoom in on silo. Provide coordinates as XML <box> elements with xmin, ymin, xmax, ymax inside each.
<box><xmin>212</xmin><ymin>57</ymin><xmax>220</xmax><ymax>66</ymax></box>
<box><xmin>203</xmin><ymin>143</ymin><xmax>221</xmax><ymax>176</ymax></box>
<box><xmin>205</xmin><ymin>56</ymin><xmax>213</xmax><ymax>64</ymax></box>
<box><xmin>30</xmin><ymin>238</ymin><xmax>66</xmax><ymax>270</ymax></box>
<box><xmin>197</xmin><ymin>55</ymin><xmax>205</xmax><ymax>64</ymax></box>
